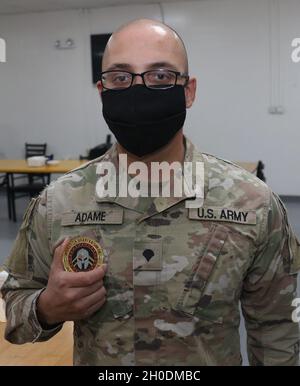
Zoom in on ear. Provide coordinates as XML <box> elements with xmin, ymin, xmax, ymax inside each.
<box><xmin>184</xmin><ymin>77</ymin><xmax>197</xmax><ymax>109</ymax></box>
<box><xmin>96</xmin><ymin>80</ymin><xmax>103</xmax><ymax>100</ymax></box>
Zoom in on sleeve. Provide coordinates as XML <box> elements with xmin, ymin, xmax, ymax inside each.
<box><xmin>241</xmin><ymin>191</ymin><xmax>300</xmax><ymax>366</ymax></box>
<box><xmin>1</xmin><ymin>189</ymin><xmax>63</xmax><ymax>344</ymax></box>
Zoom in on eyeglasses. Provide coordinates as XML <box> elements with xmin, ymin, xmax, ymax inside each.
<box><xmin>100</xmin><ymin>69</ymin><xmax>189</xmax><ymax>90</ymax></box>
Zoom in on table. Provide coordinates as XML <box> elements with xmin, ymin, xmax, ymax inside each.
<box><xmin>0</xmin><ymin>160</ymin><xmax>86</xmax><ymax>222</ymax></box>
<box><xmin>0</xmin><ymin>159</ymin><xmax>86</xmax><ymax>174</ymax></box>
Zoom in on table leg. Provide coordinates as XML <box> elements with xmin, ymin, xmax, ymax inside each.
<box><xmin>6</xmin><ymin>173</ymin><xmax>12</xmax><ymax>220</ymax></box>
<box><xmin>10</xmin><ymin>174</ymin><xmax>17</xmax><ymax>222</ymax></box>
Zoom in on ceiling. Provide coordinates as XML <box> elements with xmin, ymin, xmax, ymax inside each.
<box><xmin>0</xmin><ymin>0</ymin><xmax>183</xmax><ymax>15</ymax></box>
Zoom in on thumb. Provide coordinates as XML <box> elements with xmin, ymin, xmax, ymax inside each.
<box><xmin>101</xmin><ymin>263</ymin><xmax>108</xmax><ymax>275</ymax></box>
<box><xmin>52</xmin><ymin>237</ymin><xmax>70</xmax><ymax>271</ymax></box>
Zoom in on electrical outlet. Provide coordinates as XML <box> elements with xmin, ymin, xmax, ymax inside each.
<box><xmin>268</xmin><ymin>105</ymin><xmax>285</xmax><ymax>115</ymax></box>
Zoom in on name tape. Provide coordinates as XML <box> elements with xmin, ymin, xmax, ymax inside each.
<box><xmin>189</xmin><ymin>207</ymin><xmax>256</xmax><ymax>225</ymax></box>
<box><xmin>62</xmin><ymin>208</ymin><xmax>123</xmax><ymax>226</ymax></box>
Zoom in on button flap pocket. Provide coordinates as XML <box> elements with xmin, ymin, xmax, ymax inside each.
<box><xmin>173</xmin><ymin>225</ymin><xmax>228</xmax><ymax>321</ymax></box>
<box><xmin>107</xmin><ymin>282</ymin><xmax>133</xmax><ymax>319</ymax></box>
<box><xmin>101</xmin><ymin>274</ymin><xmax>133</xmax><ymax>320</ymax></box>
<box><xmin>276</xmin><ymin>194</ymin><xmax>300</xmax><ymax>274</ymax></box>
<box><xmin>288</xmin><ymin>234</ymin><xmax>300</xmax><ymax>274</ymax></box>
<box><xmin>4</xmin><ymin>198</ymin><xmax>39</xmax><ymax>278</ymax></box>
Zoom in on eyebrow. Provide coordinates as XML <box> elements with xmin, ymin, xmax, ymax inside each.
<box><xmin>105</xmin><ymin>61</ymin><xmax>179</xmax><ymax>72</ymax></box>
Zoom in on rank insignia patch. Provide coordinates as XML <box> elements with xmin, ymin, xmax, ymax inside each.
<box><xmin>62</xmin><ymin>236</ymin><xmax>104</xmax><ymax>272</ymax></box>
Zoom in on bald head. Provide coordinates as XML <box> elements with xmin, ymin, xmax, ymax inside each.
<box><xmin>102</xmin><ymin>18</ymin><xmax>189</xmax><ymax>74</ymax></box>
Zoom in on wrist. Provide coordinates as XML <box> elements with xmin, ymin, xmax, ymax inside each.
<box><xmin>36</xmin><ymin>289</ymin><xmax>59</xmax><ymax>328</ymax></box>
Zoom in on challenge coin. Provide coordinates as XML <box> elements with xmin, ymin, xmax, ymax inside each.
<box><xmin>63</xmin><ymin>236</ymin><xmax>104</xmax><ymax>272</ymax></box>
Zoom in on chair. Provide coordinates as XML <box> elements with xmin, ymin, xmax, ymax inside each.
<box><xmin>25</xmin><ymin>143</ymin><xmax>47</xmax><ymax>158</ymax></box>
<box><xmin>0</xmin><ymin>174</ymin><xmax>11</xmax><ymax>219</ymax></box>
<box><xmin>8</xmin><ymin>143</ymin><xmax>50</xmax><ymax>222</ymax></box>
<box><xmin>0</xmin><ymin>174</ymin><xmax>7</xmax><ymax>192</ymax></box>
<box><xmin>256</xmin><ymin>160</ymin><xmax>266</xmax><ymax>182</ymax></box>
<box><xmin>80</xmin><ymin>135</ymin><xmax>113</xmax><ymax>161</ymax></box>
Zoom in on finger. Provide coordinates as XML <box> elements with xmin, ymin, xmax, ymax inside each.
<box><xmin>76</xmin><ymin>286</ymin><xmax>106</xmax><ymax>312</ymax></box>
<box><xmin>66</xmin><ymin>264</ymin><xmax>107</xmax><ymax>288</ymax></box>
<box><xmin>84</xmin><ymin>297</ymin><xmax>107</xmax><ymax>318</ymax></box>
<box><xmin>52</xmin><ymin>238</ymin><xmax>70</xmax><ymax>271</ymax></box>
<box><xmin>72</xmin><ymin>280</ymin><xmax>104</xmax><ymax>298</ymax></box>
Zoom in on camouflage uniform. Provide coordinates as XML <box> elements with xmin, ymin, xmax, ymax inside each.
<box><xmin>2</xmin><ymin>137</ymin><xmax>300</xmax><ymax>365</ymax></box>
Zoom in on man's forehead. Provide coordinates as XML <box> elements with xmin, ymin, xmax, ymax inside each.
<box><xmin>107</xmin><ymin>29</ymin><xmax>179</xmax><ymax>54</ymax></box>
<box><xmin>104</xmin><ymin>37</ymin><xmax>183</xmax><ymax>69</ymax></box>
<box><xmin>102</xmin><ymin>19</ymin><xmax>189</xmax><ymax>72</ymax></box>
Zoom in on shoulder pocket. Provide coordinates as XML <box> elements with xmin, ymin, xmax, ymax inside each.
<box><xmin>172</xmin><ymin>224</ymin><xmax>228</xmax><ymax>324</ymax></box>
<box><xmin>288</xmin><ymin>233</ymin><xmax>300</xmax><ymax>274</ymax></box>
<box><xmin>275</xmin><ymin>194</ymin><xmax>300</xmax><ymax>274</ymax></box>
<box><xmin>4</xmin><ymin>198</ymin><xmax>39</xmax><ymax>278</ymax></box>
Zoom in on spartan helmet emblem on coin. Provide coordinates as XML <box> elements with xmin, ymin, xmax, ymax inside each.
<box><xmin>72</xmin><ymin>248</ymin><xmax>93</xmax><ymax>270</ymax></box>
<box><xmin>63</xmin><ymin>236</ymin><xmax>104</xmax><ymax>272</ymax></box>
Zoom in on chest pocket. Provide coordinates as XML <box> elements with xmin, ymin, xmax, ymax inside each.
<box><xmin>172</xmin><ymin>224</ymin><xmax>230</xmax><ymax>324</ymax></box>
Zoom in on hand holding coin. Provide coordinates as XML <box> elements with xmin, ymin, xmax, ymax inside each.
<box><xmin>36</xmin><ymin>238</ymin><xmax>107</xmax><ymax>326</ymax></box>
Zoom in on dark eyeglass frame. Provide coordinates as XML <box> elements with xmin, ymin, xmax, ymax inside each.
<box><xmin>99</xmin><ymin>69</ymin><xmax>190</xmax><ymax>90</ymax></box>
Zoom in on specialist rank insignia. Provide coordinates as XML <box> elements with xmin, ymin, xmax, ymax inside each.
<box><xmin>63</xmin><ymin>236</ymin><xmax>104</xmax><ymax>272</ymax></box>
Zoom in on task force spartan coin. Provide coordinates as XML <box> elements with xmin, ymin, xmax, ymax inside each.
<box><xmin>62</xmin><ymin>236</ymin><xmax>104</xmax><ymax>272</ymax></box>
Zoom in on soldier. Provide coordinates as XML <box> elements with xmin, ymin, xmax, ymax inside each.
<box><xmin>2</xmin><ymin>18</ymin><xmax>300</xmax><ymax>366</ymax></box>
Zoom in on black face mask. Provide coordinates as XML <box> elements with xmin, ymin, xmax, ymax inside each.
<box><xmin>101</xmin><ymin>84</ymin><xmax>186</xmax><ymax>157</ymax></box>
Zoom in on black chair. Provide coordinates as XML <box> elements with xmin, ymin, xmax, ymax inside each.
<box><xmin>0</xmin><ymin>174</ymin><xmax>11</xmax><ymax>219</ymax></box>
<box><xmin>80</xmin><ymin>135</ymin><xmax>113</xmax><ymax>161</ymax></box>
<box><xmin>25</xmin><ymin>143</ymin><xmax>47</xmax><ymax>158</ymax></box>
<box><xmin>0</xmin><ymin>174</ymin><xmax>7</xmax><ymax>190</ymax></box>
<box><xmin>257</xmin><ymin>160</ymin><xmax>266</xmax><ymax>182</ymax></box>
<box><xmin>8</xmin><ymin>143</ymin><xmax>50</xmax><ymax>222</ymax></box>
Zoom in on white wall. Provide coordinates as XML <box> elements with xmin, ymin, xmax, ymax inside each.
<box><xmin>0</xmin><ymin>0</ymin><xmax>299</xmax><ymax>195</ymax></box>
<box><xmin>0</xmin><ymin>4</ymin><xmax>161</xmax><ymax>159</ymax></box>
<box><xmin>165</xmin><ymin>0</ymin><xmax>300</xmax><ymax>196</ymax></box>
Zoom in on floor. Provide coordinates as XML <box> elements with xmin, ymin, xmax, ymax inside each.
<box><xmin>0</xmin><ymin>194</ymin><xmax>28</xmax><ymax>264</ymax></box>
<box><xmin>0</xmin><ymin>321</ymin><xmax>73</xmax><ymax>365</ymax></box>
<box><xmin>0</xmin><ymin>192</ymin><xmax>299</xmax><ymax>366</ymax></box>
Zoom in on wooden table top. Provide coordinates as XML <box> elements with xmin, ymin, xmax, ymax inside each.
<box><xmin>0</xmin><ymin>159</ymin><xmax>258</xmax><ymax>175</ymax></box>
<box><xmin>0</xmin><ymin>159</ymin><xmax>86</xmax><ymax>174</ymax></box>
<box><xmin>0</xmin><ymin>321</ymin><xmax>73</xmax><ymax>365</ymax></box>
<box><xmin>236</xmin><ymin>162</ymin><xmax>258</xmax><ymax>174</ymax></box>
